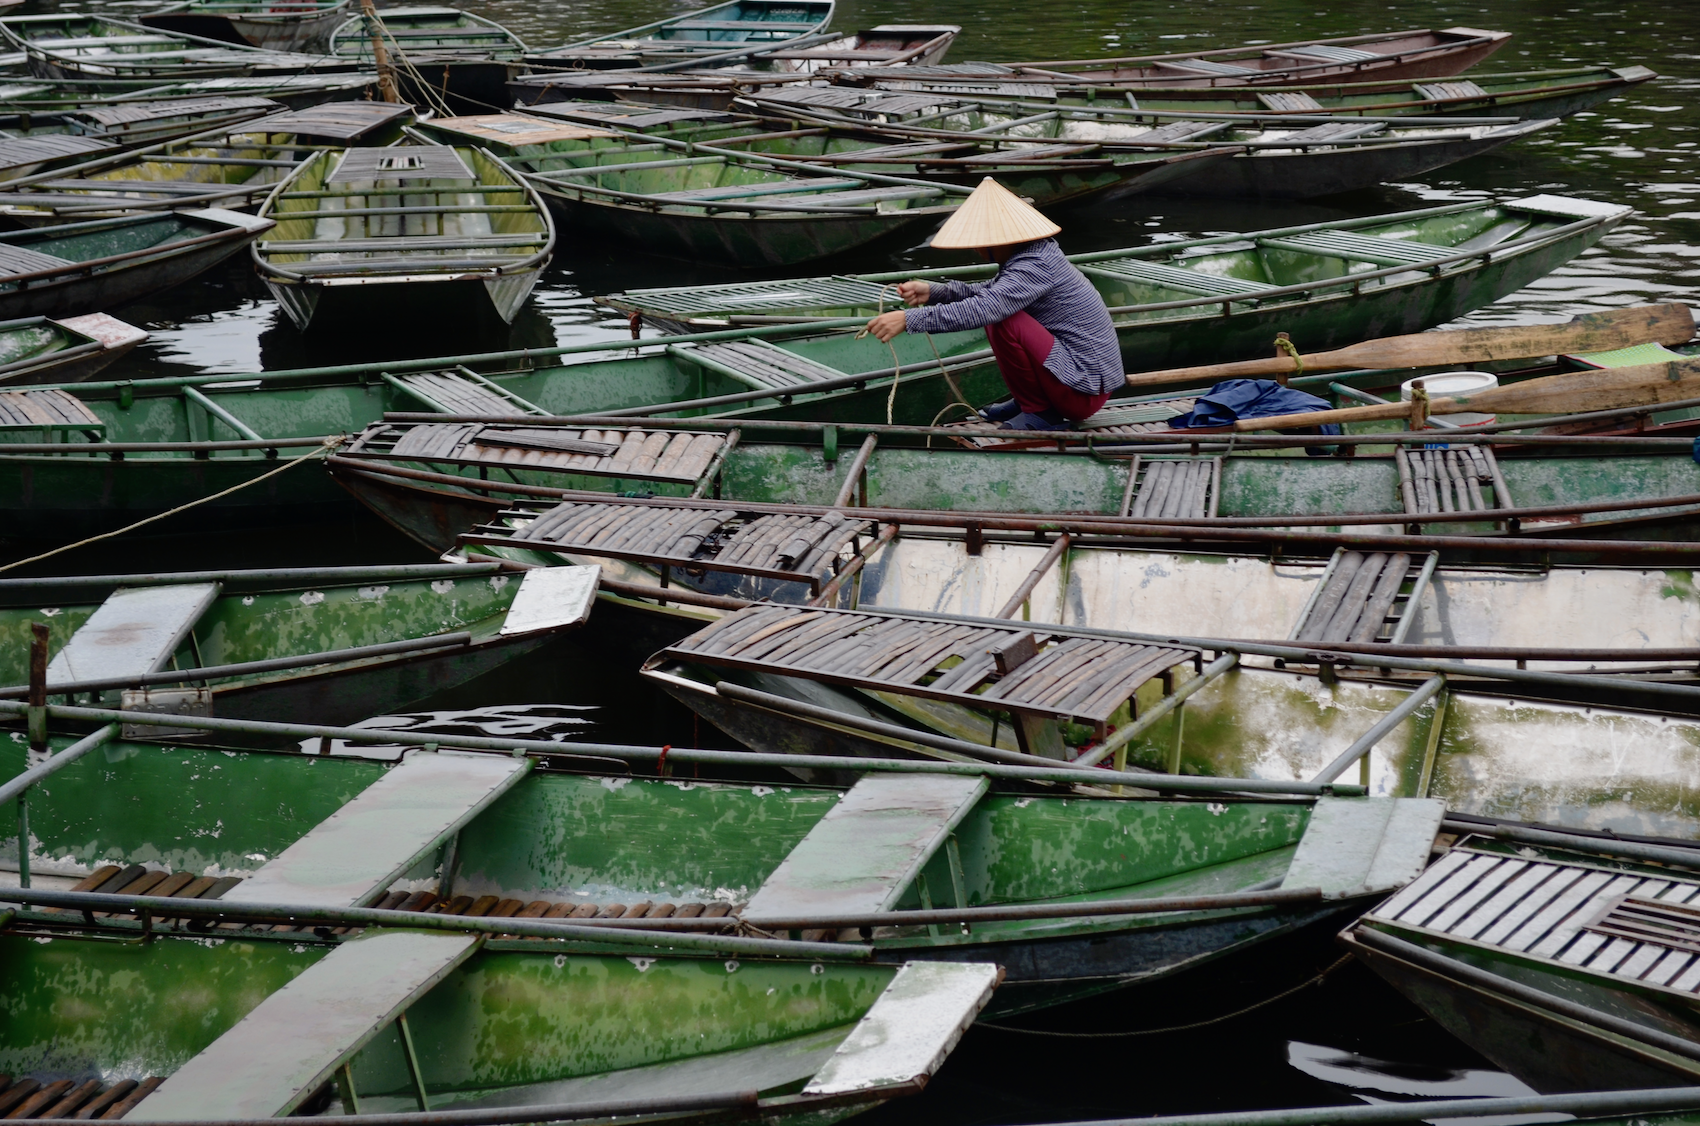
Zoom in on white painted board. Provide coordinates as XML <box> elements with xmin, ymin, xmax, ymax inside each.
<box><xmin>499</xmin><ymin>564</ymin><xmax>600</xmax><ymax>636</ymax></box>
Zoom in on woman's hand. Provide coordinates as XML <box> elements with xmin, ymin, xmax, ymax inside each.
<box><xmin>896</xmin><ymin>280</ymin><xmax>930</xmax><ymax>306</ymax></box>
<box><xmin>865</xmin><ymin>310</ymin><xmax>907</xmax><ymax>343</ymax></box>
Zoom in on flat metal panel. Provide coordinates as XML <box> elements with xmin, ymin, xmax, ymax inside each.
<box><xmin>1280</xmin><ymin>796</ymin><xmax>1443</xmax><ymax>898</ymax></box>
<box><xmin>803</xmin><ymin>961</ymin><xmax>999</xmax><ymax>1095</ymax></box>
<box><xmin>499</xmin><ymin>564</ymin><xmax>599</xmax><ymax>636</ymax></box>
<box><xmin>46</xmin><ymin>582</ymin><xmax>221</xmax><ymax>686</ymax></box>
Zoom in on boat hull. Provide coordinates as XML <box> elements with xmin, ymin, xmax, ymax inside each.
<box><xmin>533</xmin><ymin>189</ymin><xmax>943</xmax><ymax>269</ymax></box>
<box><xmin>0</xmin><ymin>226</ymin><xmax>262</xmax><ymax>321</ymax></box>
<box><xmin>1345</xmin><ymin>930</ymin><xmax>1700</xmax><ymax>1092</ymax></box>
<box><xmin>263</xmin><ymin>269</ymin><xmax>543</xmax><ymax>332</ymax></box>
<box><xmin>142</xmin><ymin>8</ymin><xmax>348</xmax><ymax>52</ymax></box>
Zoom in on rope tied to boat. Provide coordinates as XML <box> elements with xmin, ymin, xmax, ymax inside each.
<box><xmin>0</xmin><ymin>435</ymin><xmax>348</xmax><ymax>577</ymax></box>
<box><xmin>855</xmin><ymin>283</ymin><xmax>974</xmax><ymax>425</ymax></box>
<box><xmin>977</xmin><ymin>953</ymin><xmax>1353</xmax><ymax>1037</ymax></box>
<box><xmin>1274</xmin><ymin>331</ymin><xmax>1304</xmax><ymax>380</ymax></box>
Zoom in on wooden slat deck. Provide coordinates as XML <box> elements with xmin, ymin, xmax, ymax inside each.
<box><xmin>1416</xmin><ymin>79</ymin><xmax>1490</xmax><ymax>101</ymax></box>
<box><xmin>1122</xmin><ymin>456</ymin><xmax>1220</xmax><ymax>519</ymax></box>
<box><xmin>617</xmin><ymin>275</ymin><xmax>892</xmax><ymax>317</ymax></box>
<box><xmin>0</xmin><ymin>387</ymin><xmax>104</xmax><ymax>431</ymax></box>
<box><xmin>661</xmin><ymin>605</ymin><xmax>1198</xmax><ymax>724</ymax></box>
<box><xmin>393</xmin><ymin>370</ymin><xmax>543</xmax><ymax>417</ymax></box>
<box><xmin>343</xmin><ymin>421</ymin><xmax>729</xmax><ymax>485</ymax></box>
<box><xmin>1367</xmin><ymin>846</ymin><xmax>1700</xmax><ymax>1000</ymax></box>
<box><xmin>676</xmin><ymin>339</ymin><xmax>850</xmax><ymax>388</ymax></box>
<box><xmin>1397</xmin><ymin>445</ymin><xmax>1510</xmax><ymax>514</ymax></box>
<box><xmin>466</xmin><ymin>499</ymin><xmax>872</xmax><ymax>589</ymax></box>
<box><xmin>0</xmin><ymin>1074</ymin><xmax>164</xmax><ymax>1119</ymax></box>
<box><xmin>1290</xmin><ymin>551</ymin><xmax>1417</xmax><ymax>644</ymax></box>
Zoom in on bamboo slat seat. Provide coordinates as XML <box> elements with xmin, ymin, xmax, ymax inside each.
<box><xmin>0</xmin><ymin>243</ymin><xmax>76</xmax><ymax>277</ymax></box>
<box><xmin>676</xmin><ymin>339</ymin><xmax>850</xmax><ymax>387</ymax></box>
<box><xmin>1397</xmin><ymin>445</ymin><xmax>1509</xmax><ymax>514</ymax></box>
<box><xmin>1258</xmin><ymin>229</ymin><xmax>1452</xmax><ymax>265</ymax></box>
<box><xmin>611</xmin><ymin>275</ymin><xmax>890</xmax><ymax>315</ymax></box>
<box><xmin>1290</xmin><ymin>551</ymin><xmax>1418</xmax><ymax>644</ymax></box>
<box><xmin>1160</xmin><ymin>58</ymin><xmax>1258</xmax><ymax>75</ymax></box>
<box><xmin>660</xmin><ymin>605</ymin><xmax>1198</xmax><ymax>725</ymax></box>
<box><xmin>1267</xmin><ymin>120</ymin><xmax>1390</xmax><ymax>145</ymax></box>
<box><xmin>1079</xmin><ymin>257</ymin><xmax>1276</xmax><ymax>296</ymax></box>
<box><xmin>1278</xmin><ymin>43</ymin><xmax>1380</xmax><ymax>62</ymax></box>
<box><xmin>1122</xmin><ymin>456</ymin><xmax>1221</xmax><ymax>519</ymax></box>
<box><xmin>1256</xmin><ymin>91</ymin><xmax>1326</xmax><ymax>111</ymax></box>
<box><xmin>0</xmin><ymin>387</ymin><xmax>103</xmax><ymax>430</ymax></box>
<box><xmin>393</xmin><ymin>370</ymin><xmax>543</xmax><ymax>417</ymax></box>
<box><xmin>1126</xmin><ymin>119</ymin><xmax>1234</xmax><ymax>143</ymax></box>
<box><xmin>1416</xmin><ymin>79</ymin><xmax>1490</xmax><ymax>100</ymax></box>
<box><xmin>347</xmin><ymin>420</ymin><xmax>729</xmax><ymax>484</ymax></box>
<box><xmin>467</xmin><ymin>499</ymin><xmax>871</xmax><ymax>587</ymax></box>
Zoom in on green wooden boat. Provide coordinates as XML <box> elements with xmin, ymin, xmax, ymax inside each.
<box><xmin>1006</xmin><ymin>28</ymin><xmax>1512</xmax><ymax>87</ymax></box>
<box><xmin>420</xmin><ymin>109</ymin><xmax>1232</xmax><ymax>219</ymax></box>
<box><xmin>142</xmin><ymin>0</ymin><xmax>350</xmax><ymax>53</ymax></box>
<box><xmin>597</xmin><ymin>195</ymin><xmax>1628</xmax><ymax>373</ymax></box>
<box><xmin>0</xmin><ymin>726</ymin><xmax>1435</xmax><ymax>1016</ymax></box>
<box><xmin>764</xmin><ymin>25</ymin><xmax>959</xmax><ymax>73</ymax></box>
<box><xmin>0</xmin><ymin>14</ymin><xmax>355</xmax><ymax>82</ymax></box>
<box><xmin>1345</xmin><ymin>831</ymin><xmax>1700</xmax><ymax>1091</ymax></box>
<box><xmin>0</xmin><ymin>93</ymin><xmax>281</xmax><ymax>156</ymax></box>
<box><xmin>741</xmin><ymin>88</ymin><xmax>1555</xmax><ymax>200</ymax></box>
<box><xmin>0</xmin><ymin>207</ymin><xmax>272</xmax><ymax>320</ymax></box>
<box><xmin>0</xmin><ymin>312</ymin><xmax>146</xmax><ymax>385</ymax></box>
<box><xmin>962</xmin><ymin>65</ymin><xmax>1659</xmax><ymax>123</ymax></box>
<box><xmin>0</xmin><ymin>71</ymin><xmax>384</xmax><ymax>110</ymax></box>
<box><xmin>253</xmin><ymin>143</ymin><xmax>555</xmax><ymax>331</ymax></box>
<box><xmin>528</xmin><ymin>0</ymin><xmax>833</xmax><ymax>72</ymax></box>
<box><xmin>328</xmin><ymin>5</ymin><xmax>527</xmax><ymax>64</ymax></box>
<box><xmin>0</xmin><ymin>561</ymin><xmax>598</xmax><ymax>728</ymax></box>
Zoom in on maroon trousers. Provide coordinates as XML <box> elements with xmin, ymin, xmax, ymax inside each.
<box><xmin>986</xmin><ymin>311</ymin><xmax>1112</xmax><ymax>421</ymax></box>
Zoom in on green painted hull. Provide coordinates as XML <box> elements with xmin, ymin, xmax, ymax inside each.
<box><xmin>0</xmin><ymin>564</ymin><xmax>571</xmax><ymax>729</ymax></box>
<box><xmin>0</xmin><ymin>926</ymin><xmax>909</xmax><ymax>1120</ymax></box>
<box><xmin>0</xmin><ymin>731</ymin><xmax>1341</xmax><ymax>1014</ymax></box>
<box><xmin>599</xmin><ymin>196</ymin><xmax>1626</xmax><ymax>376</ymax></box>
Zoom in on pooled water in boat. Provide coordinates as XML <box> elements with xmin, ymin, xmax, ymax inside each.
<box><xmin>18</xmin><ymin>0</ymin><xmax>1697</xmax><ymax>1116</ymax></box>
<box><xmin>297</xmin><ymin>703</ymin><xmax>597</xmax><ymax>758</ymax></box>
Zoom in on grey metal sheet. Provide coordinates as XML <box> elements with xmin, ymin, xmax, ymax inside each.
<box><xmin>45</xmin><ymin>582</ymin><xmax>221</xmax><ymax>686</ymax></box>
<box><xmin>743</xmin><ymin>774</ymin><xmax>989</xmax><ymax>924</ymax></box>
<box><xmin>222</xmin><ymin>750</ymin><xmax>531</xmax><ymax>908</ymax></box>
<box><xmin>130</xmin><ymin>929</ymin><xmax>481</xmax><ymax>1121</ymax></box>
<box><xmin>803</xmin><ymin>962</ymin><xmax>1000</xmax><ymax>1096</ymax></box>
<box><xmin>1280</xmin><ymin>797</ymin><xmax>1444</xmax><ymax>899</ymax></box>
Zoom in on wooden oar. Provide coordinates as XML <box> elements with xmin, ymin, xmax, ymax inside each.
<box><xmin>1229</xmin><ymin>356</ymin><xmax>1700</xmax><ymax>432</ymax></box>
<box><xmin>1124</xmin><ymin>303</ymin><xmax>1696</xmax><ymax>391</ymax></box>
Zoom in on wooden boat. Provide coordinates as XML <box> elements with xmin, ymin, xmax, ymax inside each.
<box><xmin>514</xmin><ymin>136</ymin><xmax>964</xmax><ymax>268</ymax></box>
<box><xmin>738</xmin><ymin>88</ymin><xmax>1556</xmax><ymax>201</ymax></box>
<box><xmin>0</xmin><ymin>561</ymin><xmax>598</xmax><ymax>728</ymax></box>
<box><xmin>0</xmin><ymin>740</ymin><xmax>997</xmax><ymax>1120</ymax></box>
<box><xmin>898</xmin><ymin>65</ymin><xmax>1660</xmax><ymax>123</ymax></box>
<box><xmin>0</xmin><ymin>208</ymin><xmax>272</xmax><ymax>319</ymax></box>
<box><xmin>1344</xmin><ymin>829</ymin><xmax>1700</xmax><ymax>1090</ymax></box>
<box><xmin>764</xmin><ymin>25</ymin><xmax>959</xmax><ymax>73</ymax></box>
<box><xmin>0</xmin><ymin>95</ymin><xmax>283</xmax><ymax>181</ymax></box>
<box><xmin>0</xmin><ymin>312</ymin><xmax>146</xmax><ymax>384</ymax></box>
<box><xmin>420</xmin><ymin>109</ymin><xmax>1232</xmax><ymax>229</ymax></box>
<box><xmin>599</xmin><ymin>195</ymin><xmax>1628</xmax><ymax>373</ymax></box>
<box><xmin>142</xmin><ymin>0</ymin><xmax>351</xmax><ymax>53</ymax></box>
<box><xmin>0</xmin><ymin>14</ymin><xmax>356</xmax><ymax>82</ymax></box>
<box><xmin>1011</xmin><ymin>28</ymin><xmax>1512</xmax><ymax>87</ymax></box>
<box><xmin>528</xmin><ymin>0</ymin><xmax>834</xmax><ymax>72</ymax></box>
<box><xmin>0</xmin><ymin>112</ymin><xmax>388</xmax><ymax>222</ymax></box>
<box><xmin>0</xmin><ymin>71</ymin><xmax>385</xmax><ymax>110</ymax></box>
<box><xmin>253</xmin><ymin>143</ymin><xmax>554</xmax><ymax>331</ymax></box>
<box><xmin>328</xmin><ymin>6</ymin><xmax>525</xmax><ymax>114</ymax></box>
<box><xmin>0</xmin><ymin>723</ymin><xmax>1437</xmax><ymax>1017</ymax></box>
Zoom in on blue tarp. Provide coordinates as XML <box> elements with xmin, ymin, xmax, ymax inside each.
<box><xmin>1166</xmin><ymin>379</ymin><xmax>1341</xmax><ymax>455</ymax></box>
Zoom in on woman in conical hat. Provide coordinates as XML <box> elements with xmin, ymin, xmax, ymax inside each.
<box><xmin>864</xmin><ymin>177</ymin><xmax>1121</xmax><ymax>430</ymax></box>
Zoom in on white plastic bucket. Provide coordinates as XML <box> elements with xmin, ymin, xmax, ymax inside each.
<box><xmin>1401</xmin><ymin>370</ymin><xmax>1499</xmax><ymax>427</ymax></box>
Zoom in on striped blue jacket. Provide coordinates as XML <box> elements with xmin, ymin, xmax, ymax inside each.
<box><xmin>902</xmin><ymin>238</ymin><xmax>1122</xmax><ymax>395</ymax></box>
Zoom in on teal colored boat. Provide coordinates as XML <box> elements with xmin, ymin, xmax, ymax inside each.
<box><xmin>597</xmin><ymin>194</ymin><xmax>1629</xmax><ymax>373</ymax></box>
<box><xmin>528</xmin><ymin>0</ymin><xmax>834</xmax><ymax>71</ymax></box>
<box><xmin>0</xmin><ymin>726</ymin><xmax>1433</xmax><ymax>1017</ymax></box>
<box><xmin>0</xmin><ymin>561</ymin><xmax>597</xmax><ymax>728</ymax></box>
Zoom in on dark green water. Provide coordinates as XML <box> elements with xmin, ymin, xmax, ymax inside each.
<box><xmin>22</xmin><ymin>0</ymin><xmax>1699</xmax><ymax>1116</ymax></box>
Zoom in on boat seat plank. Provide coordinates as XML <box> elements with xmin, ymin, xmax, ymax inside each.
<box><xmin>1123</xmin><ymin>456</ymin><xmax>1219</xmax><ymax>519</ymax></box>
<box><xmin>1078</xmin><ymin>257</ymin><xmax>1275</xmax><ymax>296</ymax></box>
<box><xmin>1291</xmin><ymin>550</ymin><xmax>1418</xmax><ymax>643</ymax></box>
<box><xmin>354</xmin><ymin>421</ymin><xmax>727</xmax><ymax>485</ymax></box>
<box><xmin>499</xmin><ymin>564</ymin><xmax>600</xmax><ymax>635</ymax></box>
<box><xmin>1256</xmin><ymin>91</ymin><xmax>1325</xmax><ymax>112</ymax></box>
<box><xmin>618</xmin><ymin>276</ymin><xmax>891</xmax><ymax>316</ymax></box>
<box><xmin>1415</xmin><ymin>79</ymin><xmax>1490</xmax><ymax>101</ymax></box>
<box><xmin>666</xmin><ymin>19</ymin><xmax>823</xmax><ymax>31</ymax></box>
<box><xmin>128</xmin><ymin>930</ymin><xmax>481</xmax><ymax>1121</ymax></box>
<box><xmin>1273</xmin><ymin>44</ymin><xmax>1381</xmax><ymax>62</ymax></box>
<box><xmin>1159</xmin><ymin>57</ymin><xmax>1258</xmax><ymax>76</ymax></box>
<box><xmin>0</xmin><ymin>242</ymin><xmax>75</xmax><ymax>278</ymax></box>
<box><xmin>328</xmin><ymin>146</ymin><xmax>475</xmax><ymax>184</ymax></box>
<box><xmin>0</xmin><ymin>135</ymin><xmax>112</xmax><ymax>168</ymax></box>
<box><xmin>743</xmin><ymin>773</ymin><xmax>989</xmax><ymax>924</ymax></box>
<box><xmin>46</xmin><ymin>582</ymin><xmax>221</xmax><ymax>686</ymax></box>
<box><xmin>1397</xmin><ymin>446</ymin><xmax>1507</xmax><ymax>514</ymax></box>
<box><xmin>1259</xmin><ymin>229</ymin><xmax>1451</xmax><ymax>265</ymax></box>
<box><xmin>1279</xmin><ymin>796</ymin><xmax>1445</xmax><ymax>899</ymax></box>
<box><xmin>1130</xmin><ymin>120</ymin><xmax>1234</xmax><ymax>144</ymax></box>
<box><xmin>803</xmin><ymin>962</ymin><xmax>1000</xmax><ymax>1095</ymax></box>
<box><xmin>680</xmin><ymin>339</ymin><xmax>850</xmax><ymax>387</ymax></box>
<box><xmin>221</xmin><ymin>750</ymin><xmax>532</xmax><ymax>908</ymax></box>
<box><xmin>661</xmin><ymin>606</ymin><xmax>1197</xmax><ymax>723</ymax></box>
<box><xmin>1268</xmin><ymin>120</ymin><xmax>1389</xmax><ymax>145</ymax></box>
<box><xmin>395</xmin><ymin>371</ymin><xmax>542</xmax><ymax>418</ymax></box>
<box><xmin>469</xmin><ymin>500</ymin><xmax>870</xmax><ymax>586</ymax></box>
<box><xmin>0</xmin><ymin>387</ymin><xmax>103</xmax><ymax>431</ymax></box>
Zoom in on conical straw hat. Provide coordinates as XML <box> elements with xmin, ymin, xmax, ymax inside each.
<box><xmin>929</xmin><ymin>177</ymin><xmax>1061</xmax><ymax>249</ymax></box>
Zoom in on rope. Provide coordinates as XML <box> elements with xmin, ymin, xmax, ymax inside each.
<box><xmin>854</xmin><ymin>284</ymin><xmax>974</xmax><ymax>425</ymax></box>
<box><xmin>0</xmin><ymin>436</ymin><xmax>345</xmax><ymax>577</ymax></box>
<box><xmin>977</xmin><ymin>953</ymin><xmax>1353</xmax><ymax>1038</ymax></box>
<box><xmin>1274</xmin><ymin>332</ymin><xmax>1304</xmax><ymax>379</ymax></box>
